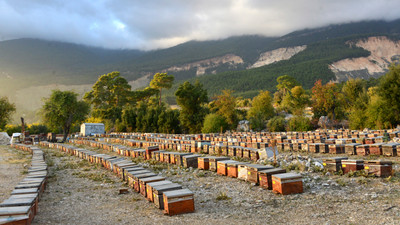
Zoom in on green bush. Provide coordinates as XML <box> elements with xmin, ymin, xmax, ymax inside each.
<box><xmin>202</xmin><ymin>113</ymin><xmax>228</xmax><ymax>133</ymax></box>
<box><xmin>287</xmin><ymin>116</ymin><xmax>312</xmax><ymax>131</ymax></box>
<box><xmin>267</xmin><ymin>116</ymin><xmax>286</xmax><ymax>132</ymax></box>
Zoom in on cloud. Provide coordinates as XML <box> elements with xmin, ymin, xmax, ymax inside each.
<box><xmin>0</xmin><ymin>0</ymin><xmax>399</xmax><ymax>50</ymax></box>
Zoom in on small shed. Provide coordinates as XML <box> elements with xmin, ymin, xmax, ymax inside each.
<box><xmin>80</xmin><ymin>123</ymin><xmax>105</xmax><ymax>136</ymax></box>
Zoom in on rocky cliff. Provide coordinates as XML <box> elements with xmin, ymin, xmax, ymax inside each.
<box><xmin>249</xmin><ymin>45</ymin><xmax>307</xmax><ymax>68</ymax></box>
<box><xmin>162</xmin><ymin>54</ymin><xmax>244</xmax><ymax>76</ymax></box>
<box><xmin>330</xmin><ymin>36</ymin><xmax>400</xmax><ymax>82</ymax></box>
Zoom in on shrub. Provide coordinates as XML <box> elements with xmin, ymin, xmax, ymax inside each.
<box><xmin>287</xmin><ymin>116</ymin><xmax>312</xmax><ymax>131</ymax></box>
<box><xmin>202</xmin><ymin>113</ymin><xmax>229</xmax><ymax>133</ymax></box>
<box><xmin>267</xmin><ymin>116</ymin><xmax>286</xmax><ymax>132</ymax></box>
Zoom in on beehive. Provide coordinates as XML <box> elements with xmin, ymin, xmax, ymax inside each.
<box><xmin>364</xmin><ymin>160</ymin><xmax>392</xmax><ymax>177</ymax></box>
<box><xmin>272</xmin><ymin>173</ymin><xmax>303</xmax><ymax>195</ymax></box>
<box><xmin>163</xmin><ymin>189</ymin><xmax>195</xmax><ymax>216</ymax></box>
<box><xmin>247</xmin><ymin>164</ymin><xmax>274</xmax><ymax>184</ymax></box>
<box><xmin>258</xmin><ymin>168</ymin><xmax>286</xmax><ymax>190</ymax></box>
<box><xmin>341</xmin><ymin>160</ymin><xmax>364</xmax><ymax>174</ymax></box>
<box><xmin>322</xmin><ymin>157</ymin><xmax>348</xmax><ymax>172</ymax></box>
<box><xmin>153</xmin><ymin>183</ymin><xmax>183</xmax><ymax>209</ymax></box>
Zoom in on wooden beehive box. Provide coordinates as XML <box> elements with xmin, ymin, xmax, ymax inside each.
<box><xmin>322</xmin><ymin>157</ymin><xmax>348</xmax><ymax>172</ymax></box>
<box><xmin>220</xmin><ymin>146</ymin><xmax>228</xmax><ymax>156</ymax></box>
<box><xmin>341</xmin><ymin>159</ymin><xmax>364</xmax><ymax>174</ymax></box>
<box><xmin>328</xmin><ymin>144</ymin><xmax>345</xmax><ymax>154</ymax></box>
<box><xmin>247</xmin><ymin>164</ymin><xmax>274</xmax><ymax>184</ymax></box>
<box><xmin>319</xmin><ymin>143</ymin><xmax>329</xmax><ymax>153</ymax></box>
<box><xmin>153</xmin><ymin>183</ymin><xmax>183</xmax><ymax>209</ymax></box>
<box><xmin>133</xmin><ymin>173</ymin><xmax>157</xmax><ymax>192</ymax></box>
<box><xmin>356</xmin><ymin>144</ymin><xmax>369</xmax><ymax>156</ymax></box>
<box><xmin>382</xmin><ymin>143</ymin><xmax>400</xmax><ymax>156</ymax></box>
<box><xmin>182</xmin><ymin>154</ymin><xmax>200</xmax><ymax>168</ymax></box>
<box><xmin>139</xmin><ymin>176</ymin><xmax>166</xmax><ymax>197</ymax></box>
<box><xmin>308</xmin><ymin>143</ymin><xmax>319</xmax><ymax>153</ymax></box>
<box><xmin>146</xmin><ymin>180</ymin><xmax>173</xmax><ymax>202</ymax></box>
<box><xmin>122</xmin><ymin>167</ymin><xmax>143</xmax><ymax>181</ymax></box>
<box><xmin>226</xmin><ymin>162</ymin><xmax>249</xmax><ymax>178</ymax></box>
<box><xmin>209</xmin><ymin>157</ymin><xmax>230</xmax><ymax>172</ymax></box>
<box><xmin>258</xmin><ymin>168</ymin><xmax>286</xmax><ymax>190</ymax></box>
<box><xmin>228</xmin><ymin>146</ymin><xmax>237</xmax><ymax>157</ymax></box>
<box><xmin>272</xmin><ymin>173</ymin><xmax>303</xmax><ymax>195</ymax></box>
<box><xmin>249</xmin><ymin>149</ymin><xmax>260</xmax><ymax>161</ymax></box>
<box><xmin>237</xmin><ymin>164</ymin><xmax>249</xmax><ymax>181</ymax></box>
<box><xmin>163</xmin><ymin>189</ymin><xmax>195</xmax><ymax>216</ymax></box>
<box><xmin>364</xmin><ymin>160</ymin><xmax>392</xmax><ymax>177</ymax></box>
<box><xmin>242</xmin><ymin>148</ymin><xmax>251</xmax><ymax>159</ymax></box>
<box><xmin>217</xmin><ymin>160</ymin><xmax>236</xmax><ymax>176</ymax></box>
<box><xmin>0</xmin><ymin>206</ymin><xmax>33</xmax><ymax>225</ymax></box>
<box><xmin>0</xmin><ymin>196</ymin><xmax>37</xmax><ymax>216</ymax></box>
<box><xmin>125</xmin><ymin>169</ymin><xmax>149</xmax><ymax>187</ymax></box>
<box><xmin>345</xmin><ymin>143</ymin><xmax>361</xmax><ymax>155</ymax></box>
<box><xmin>369</xmin><ymin>143</ymin><xmax>383</xmax><ymax>156</ymax></box>
<box><xmin>175</xmin><ymin>153</ymin><xmax>192</xmax><ymax>166</ymax></box>
<box><xmin>235</xmin><ymin>146</ymin><xmax>244</xmax><ymax>158</ymax></box>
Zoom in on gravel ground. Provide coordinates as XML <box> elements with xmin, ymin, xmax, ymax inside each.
<box><xmin>2</xmin><ymin>143</ymin><xmax>400</xmax><ymax>224</ymax></box>
<box><xmin>0</xmin><ymin>145</ymin><xmax>31</xmax><ymax>202</ymax></box>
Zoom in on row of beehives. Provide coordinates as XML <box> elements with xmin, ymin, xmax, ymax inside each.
<box><xmin>38</xmin><ymin>141</ymin><xmax>195</xmax><ymax>216</ymax></box>
<box><xmin>322</xmin><ymin>157</ymin><xmax>393</xmax><ymax>177</ymax></box>
<box><xmin>68</xmin><ymin>139</ymin><xmax>304</xmax><ymax>195</ymax></box>
<box><xmin>1</xmin><ymin>144</ymin><xmax>48</xmax><ymax>225</ymax></box>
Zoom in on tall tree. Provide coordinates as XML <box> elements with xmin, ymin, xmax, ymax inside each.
<box><xmin>0</xmin><ymin>96</ymin><xmax>16</xmax><ymax>130</ymax></box>
<box><xmin>247</xmin><ymin>90</ymin><xmax>275</xmax><ymax>131</ymax></box>
<box><xmin>150</xmin><ymin>73</ymin><xmax>174</xmax><ymax>106</ymax></box>
<box><xmin>211</xmin><ymin>90</ymin><xmax>237</xmax><ymax>128</ymax></box>
<box><xmin>311</xmin><ymin>80</ymin><xmax>342</xmax><ymax>121</ymax></box>
<box><xmin>175</xmin><ymin>81</ymin><xmax>208</xmax><ymax>133</ymax></box>
<box><xmin>42</xmin><ymin>90</ymin><xmax>89</xmax><ymax>142</ymax></box>
<box><xmin>377</xmin><ymin>64</ymin><xmax>400</xmax><ymax>127</ymax></box>
<box><xmin>281</xmin><ymin>85</ymin><xmax>310</xmax><ymax>116</ymax></box>
<box><xmin>84</xmin><ymin>71</ymin><xmax>132</xmax><ymax>123</ymax></box>
<box><xmin>274</xmin><ymin>75</ymin><xmax>300</xmax><ymax>110</ymax></box>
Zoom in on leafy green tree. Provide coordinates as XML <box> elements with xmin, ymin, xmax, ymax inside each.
<box><xmin>202</xmin><ymin>113</ymin><xmax>229</xmax><ymax>133</ymax></box>
<box><xmin>175</xmin><ymin>81</ymin><xmax>208</xmax><ymax>133</ymax></box>
<box><xmin>84</xmin><ymin>71</ymin><xmax>132</xmax><ymax>123</ymax></box>
<box><xmin>311</xmin><ymin>80</ymin><xmax>343</xmax><ymax>121</ymax></box>
<box><xmin>267</xmin><ymin>116</ymin><xmax>286</xmax><ymax>132</ymax></box>
<box><xmin>281</xmin><ymin>86</ymin><xmax>310</xmax><ymax>116</ymax></box>
<box><xmin>287</xmin><ymin>116</ymin><xmax>313</xmax><ymax>131</ymax></box>
<box><xmin>121</xmin><ymin>106</ymin><xmax>137</xmax><ymax>132</ymax></box>
<box><xmin>158</xmin><ymin>109</ymin><xmax>181</xmax><ymax>134</ymax></box>
<box><xmin>150</xmin><ymin>73</ymin><xmax>174</xmax><ymax>106</ymax></box>
<box><xmin>341</xmin><ymin>79</ymin><xmax>369</xmax><ymax>129</ymax></box>
<box><xmin>376</xmin><ymin>64</ymin><xmax>400</xmax><ymax>127</ymax></box>
<box><xmin>0</xmin><ymin>96</ymin><xmax>16</xmax><ymax>130</ymax></box>
<box><xmin>248</xmin><ymin>90</ymin><xmax>275</xmax><ymax>121</ymax></box>
<box><xmin>42</xmin><ymin>90</ymin><xmax>89</xmax><ymax>142</ymax></box>
<box><xmin>276</xmin><ymin>75</ymin><xmax>300</xmax><ymax>95</ymax></box>
<box><xmin>211</xmin><ymin>90</ymin><xmax>237</xmax><ymax>128</ymax></box>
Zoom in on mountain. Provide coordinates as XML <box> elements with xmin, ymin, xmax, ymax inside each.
<box><xmin>1</xmin><ymin>19</ymin><xmax>400</xmax><ymax>122</ymax></box>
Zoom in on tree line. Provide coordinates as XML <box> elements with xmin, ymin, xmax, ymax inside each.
<box><xmin>1</xmin><ymin>64</ymin><xmax>400</xmax><ymax>141</ymax></box>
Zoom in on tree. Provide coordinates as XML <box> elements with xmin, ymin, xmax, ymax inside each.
<box><xmin>248</xmin><ymin>90</ymin><xmax>274</xmax><ymax>121</ymax></box>
<box><xmin>311</xmin><ymin>80</ymin><xmax>343</xmax><ymax>121</ymax></box>
<box><xmin>287</xmin><ymin>116</ymin><xmax>313</xmax><ymax>131</ymax></box>
<box><xmin>158</xmin><ymin>109</ymin><xmax>181</xmax><ymax>134</ymax></box>
<box><xmin>84</xmin><ymin>71</ymin><xmax>132</xmax><ymax>123</ymax></box>
<box><xmin>376</xmin><ymin>64</ymin><xmax>400</xmax><ymax>127</ymax></box>
<box><xmin>0</xmin><ymin>96</ymin><xmax>16</xmax><ymax>130</ymax></box>
<box><xmin>341</xmin><ymin>79</ymin><xmax>369</xmax><ymax>129</ymax></box>
<box><xmin>211</xmin><ymin>90</ymin><xmax>237</xmax><ymax>128</ymax></box>
<box><xmin>150</xmin><ymin>73</ymin><xmax>174</xmax><ymax>106</ymax></box>
<box><xmin>267</xmin><ymin>116</ymin><xmax>286</xmax><ymax>132</ymax></box>
<box><xmin>202</xmin><ymin>113</ymin><xmax>229</xmax><ymax>133</ymax></box>
<box><xmin>175</xmin><ymin>81</ymin><xmax>208</xmax><ymax>133</ymax></box>
<box><xmin>281</xmin><ymin>85</ymin><xmax>310</xmax><ymax>116</ymax></box>
<box><xmin>42</xmin><ymin>90</ymin><xmax>89</xmax><ymax>142</ymax></box>
<box><xmin>274</xmin><ymin>75</ymin><xmax>300</xmax><ymax>109</ymax></box>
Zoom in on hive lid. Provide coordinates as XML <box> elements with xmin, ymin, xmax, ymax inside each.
<box><xmin>163</xmin><ymin>188</ymin><xmax>193</xmax><ymax>198</ymax></box>
<box><xmin>323</xmin><ymin>157</ymin><xmax>348</xmax><ymax>162</ymax></box>
<box><xmin>217</xmin><ymin>160</ymin><xmax>237</xmax><ymax>165</ymax></box>
<box><xmin>153</xmin><ymin>183</ymin><xmax>182</xmax><ymax>193</ymax></box>
<box><xmin>342</xmin><ymin>159</ymin><xmax>364</xmax><ymax>163</ymax></box>
<box><xmin>364</xmin><ymin>160</ymin><xmax>392</xmax><ymax>165</ymax></box>
<box><xmin>11</xmin><ymin>188</ymin><xmax>38</xmax><ymax>194</ymax></box>
<box><xmin>147</xmin><ymin>180</ymin><xmax>173</xmax><ymax>188</ymax></box>
<box><xmin>247</xmin><ymin>164</ymin><xmax>274</xmax><ymax>170</ymax></box>
<box><xmin>272</xmin><ymin>172</ymin><xmax>302</xmax><ymax>180</ymax></box>
<box><xmin>139</xmin><ymin>176</ymin><xmax>165</xmax><ymax>183</ymax></box>
<box><xmin>0</xmin><ymin>206</ymin><xmax>31</xmax><ymax>215</ymax></box>
<box><xmin>227</xmin><ymin>161</ymin><xmax>249</xmax><ymax>166</ymax></box>
<box><xmin>133</xmin><ymin>172</ymin><xmax>156</xmax><ymax>179</ymax></box>
<box><xmin>258</xmin><ymin>168</ymin><xmax>286</xmax><ymax>175</ymax></box>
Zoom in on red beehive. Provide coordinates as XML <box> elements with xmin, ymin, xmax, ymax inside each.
<box><xmin>163</xmin><ymin>189</ymin><xmax>195</xmax><ymax>216</ymax></box>
<box><xmin>217</xmin><ymin>160</ymin><xmax>236</xmax><ymax>176</ymax></box>
<box><xmin>341</xmin><ymin>160</ymin><xmax>364</xmax><ymax>174</ymax></box>
<box><xmin>272</xmin><ymin>173</ymin><xmax>303</xmax><ymax>195</ymax></box>
<box><xmin>382</xmin><ymin>143</ymin><xmax>400</xmax><ymax>156</ymax></box>
<box><xmin>139</xmin><ymin>176</ymin><xmax>165</xmax><ymax>197</ymax></box>
<box><xmin>258</xmin><ymin>168</ymin><xmax>286</xmax><ymax>190</ymax></box>
<box><xmin>364</xmin><ymin>160</ymin><xmax>392</xmax><ymax>177</ymax></box>
<box><xmin>153</xmin><ymin>183</ymin><xmax>183</xmax><ymax>209</ymax></box>
<box><xmin>198</xmin><ymin>157</ymin><xmax>210</xmax><ymax>170</ymax></box>
<box><xmin>322</xmin><ymin>157</ymin><xmax>348</xmax><ymax>172</ymax></box>
<box><xmin>356</xmin><ymin>145</ymin><xmax>369</xmax><ymax>156</ymax></box>
<box><xmin>146</xmin><ymin>180</ymin><xmax>173</xmax><ymax>202</ymax></box>
<box><xmin>247</xmin><ymin>164</ymin><xmax>274</xmax><ymax>184</ymax></box>
<box><xmin>209</xmin><ymin>157</ymin><xmax>230</xmax><ymax>172</ymax></box>
<box><xmin>369</xmin><ymin>143</ymin><xmax>383</xmax><ymax>156</ymax></box>
<box><xmin>226</xmin><ymin>162</ymin><xmax>249</xmax><ymax>178</ymax></box>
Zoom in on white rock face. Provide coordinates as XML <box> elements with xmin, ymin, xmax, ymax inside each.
<box><xmin>249</xmin><ymin>45</ymin><xmax>307</xmax><ymax>68</ymax></box>
<box><xmin>162</xmin><ymin>54</ymin><xmax>244</xmax><ymax>76</ymax></box>
<box><xmin>330</xmin><ymin>36</ymin><xmax>400</xmax><ymax>81</ymax></box>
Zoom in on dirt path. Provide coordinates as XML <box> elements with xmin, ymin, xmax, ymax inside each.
<box><xmin>0</xmin><ymin>145</ymin><xmax>31</xmax><ymax>202</ymax></box>
<box><xmin>31</xmin><ymin>145</ymin><xmax>400</xmax><ymax>224</ymax></box>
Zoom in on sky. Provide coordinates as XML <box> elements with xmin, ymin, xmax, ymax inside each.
<box><xmin>0</xmin><ymin>0</ymin><xmax>399</xmax><ymax>50</ymax></box>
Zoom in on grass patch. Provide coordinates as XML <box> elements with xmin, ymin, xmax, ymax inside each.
<box><xmin>336</xmin><ymin>178</ymin><xmax>348</xmax><ymax>187</ymax></box>
<box><xmin>216</xmin><ymin>192</ymin><xmax>231</xmax><ymax>201</ymax></box>
<box><xmin>72</xmin><ymin>171</ymin><xmax>115</xmax><ymax>184</ymax></box>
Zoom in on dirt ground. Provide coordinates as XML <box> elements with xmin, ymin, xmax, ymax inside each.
<box><xmin>0</xmin><ymin>145</ymin><xmax>31</xmax><ymax>202</ymax></box>
<box><xmin>1</xmin><ymin>144</ymin><xmax>400</xmax><ymax>224</ymax></box>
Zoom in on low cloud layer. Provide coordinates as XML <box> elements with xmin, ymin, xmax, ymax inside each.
<box><xmin>0</xmin><ymin>0</ymin><xmax>399</xmax><ymax>50</ymax></box>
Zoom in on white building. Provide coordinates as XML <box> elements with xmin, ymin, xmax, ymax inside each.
<box><xmin>80</xmin><ymin>123</ymin><xmax>105</xmax><ymax>136</ymax></box>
